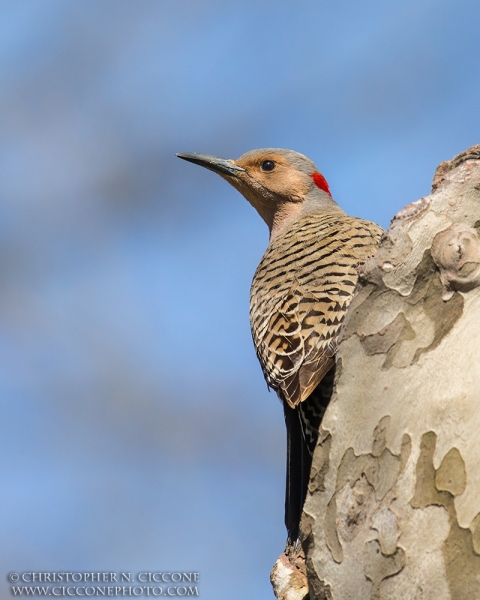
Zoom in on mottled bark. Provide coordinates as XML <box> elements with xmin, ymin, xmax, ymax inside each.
<box><xmin>271</xmin><ymin>145</ymin><xmax>480</xmax><ymax>599</ymax></box>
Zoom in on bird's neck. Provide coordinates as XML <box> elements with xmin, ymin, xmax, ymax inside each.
<box><xmin>269</xmin><ymin>190</ymin><xmax>344</xmax><ymax>241</ymax></box>
<box><xmin>269</xmin><ymin>202</ymin><xmax>304</xmax><ymax>240</ymax></box>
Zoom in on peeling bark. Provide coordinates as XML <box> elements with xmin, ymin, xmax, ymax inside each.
<box><xmin>270</xmin><ymin>551</ymin><xmax>309</xmax><ymax>600</ymax></box>
<box><xmin>271</xmin><ymin>145</ymin><xmax>480</xmax><ymax>599</ymax></box>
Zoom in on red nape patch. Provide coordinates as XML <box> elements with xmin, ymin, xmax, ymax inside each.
<box><xmin>310</xmin><ymin>172</ymin><xmax>331</xmax><ymax>196</ymax></box>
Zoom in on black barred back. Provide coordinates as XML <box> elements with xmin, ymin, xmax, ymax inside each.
<box><xmin>250</xmin><ymin>211</ymin><xmax>382</xmax><ymax>408</ymax></box>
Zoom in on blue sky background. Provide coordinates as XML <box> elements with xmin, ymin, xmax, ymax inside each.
<box><xmin>1</xmin><ymin>1</ymin><xmax>479</xmax><ymax>598</ymax></box>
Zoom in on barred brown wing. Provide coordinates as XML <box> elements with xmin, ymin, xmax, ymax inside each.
<box><xmin>250</xmin><ymin>212</ymin><xmax>382</xmax><ymax>407</ymax></box>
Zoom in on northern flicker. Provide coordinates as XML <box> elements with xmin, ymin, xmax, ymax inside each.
<box><xmin>177</xmin><ymin>148</ymin><xmax>383</xmax><ymax>542</ymax></box>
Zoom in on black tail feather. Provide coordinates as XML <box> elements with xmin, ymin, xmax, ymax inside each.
<box><xmin>283</xmin><ymin>366</ymin><xmax>335</xmax><ymax>543</ymax></box>
<box><xmin>284</xmin><ymin>402</ymin><xmax>310</xmax><ymax>542</ymax></box>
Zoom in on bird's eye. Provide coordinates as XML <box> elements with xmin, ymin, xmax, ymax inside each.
<box><xmin>260</xmin><ymin>160</ymin><xmax>275</xmax><ymax>172</ymax></box>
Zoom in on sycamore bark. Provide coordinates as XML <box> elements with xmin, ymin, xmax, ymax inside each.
<box><xmin>271</xmin><ymin>145</ymin><xmax>480</xmax><ymax>599</ymax></box>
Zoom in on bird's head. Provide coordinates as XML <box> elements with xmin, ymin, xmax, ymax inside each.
<box><xmin>177</xmin><ymin>148</ymin><xmax>343</xmax><ymax>239</ymax></box>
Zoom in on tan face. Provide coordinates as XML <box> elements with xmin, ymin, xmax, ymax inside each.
<box><xmin>176</xmin><ymin>148</ymin><xmax>333</xmax><ymax>239</ymax></box>
<box><xmin>234</xmin><ymin>152</ymin><xmax>312</xmax><ymax>203</ymax></box>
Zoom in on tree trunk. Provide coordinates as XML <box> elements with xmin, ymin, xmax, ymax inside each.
<box><xmin>271</xmin><ymin>145</ymin><xmax>480</xmax><ymax>599</ymax></box>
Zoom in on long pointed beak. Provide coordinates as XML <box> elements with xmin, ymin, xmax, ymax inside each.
<box><xmin>176</xmin><ymin>152</ymin><xmax>245</xmax><ymax>177</ymax></box>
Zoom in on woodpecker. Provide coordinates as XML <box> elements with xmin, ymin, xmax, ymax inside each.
<box><xmin>176</xmin><ymin>148</ymin><xmax>382</xmax><ymax>543</ymax></box>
